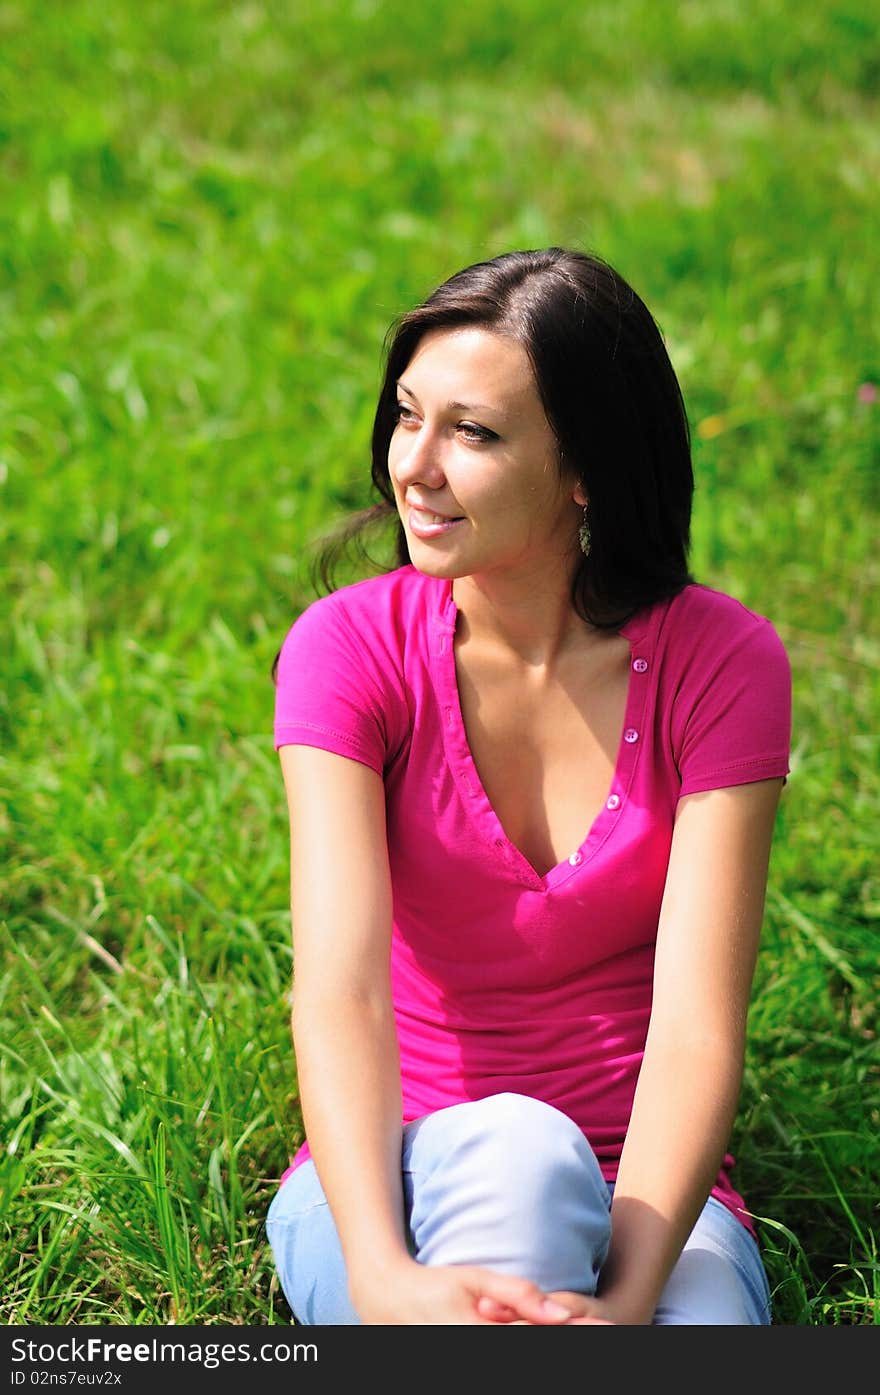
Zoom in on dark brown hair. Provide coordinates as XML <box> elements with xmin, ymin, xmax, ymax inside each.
<box><xmin>274</xmin><ymin>246</ymin><xmax>695</xmax><ymax>677</ymax></box>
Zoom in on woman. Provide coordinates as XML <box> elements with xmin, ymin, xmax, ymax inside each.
<box><xmin>264</xmin><ymin>248</ymin><xmax>792</xmax><ymax>1325</ymax></box>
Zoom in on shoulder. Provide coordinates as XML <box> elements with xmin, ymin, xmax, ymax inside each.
<box><xmin>664</xmin><ymin>581</ymin><xmax>777</xmax><ymax>633</ymax></box>
<box><xmin>274</xmin><ymin>568</ymin><xmax>431</xmax><ymax>767</ymax></box>
<box><xmin>290</xmin><ymin>564</ymin><xmax>438</xmax><ymax>641</ymax></box>
<box><xmin>659</xmin><ymin>582</ymin><xmax>790</xmax><ymax>672</ymax></box>
<box><xmin>659</xmin><ymin>584</ymin><xmax>792</xmax><ymax>792</ymax></box>
<box><xmin>274</xmin><ymin>563</ymin><xmax>439</xmax><ymax>716</ymax></box>
<box><xmin>277</xmin><ymin>564</ymin><xmax>439</xmax><ymax>668</ymax></box>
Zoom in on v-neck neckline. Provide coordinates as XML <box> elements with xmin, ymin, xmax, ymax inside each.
<box><xmin>430</xmin><ymin>575</ymin><xmax>655</xmax><ymax>893</ymax></box>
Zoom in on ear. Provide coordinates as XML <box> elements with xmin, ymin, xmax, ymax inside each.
<box><xmin>572</xmin><ymin>483</ymin><xmax>588</xmax><ymax>507</ymax></box>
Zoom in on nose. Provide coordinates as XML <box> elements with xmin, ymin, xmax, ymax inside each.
<box><xmin>390</xmin><ymin>419</ymin><xmax>447</xmax><ymax>491</ymax></box>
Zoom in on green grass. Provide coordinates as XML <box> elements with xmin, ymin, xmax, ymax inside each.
<box><xmin>2</xmin><ymin>0</ymin><xmax>878</xmax><ymax>1324</ymax></box>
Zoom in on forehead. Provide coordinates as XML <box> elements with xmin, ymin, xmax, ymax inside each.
<box><xmin>401</xmin><ymin>327</ymin><xmax>538</xmax><ymax>409</ymax></box>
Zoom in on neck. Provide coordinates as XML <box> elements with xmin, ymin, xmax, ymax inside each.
<box><xmin>451</xmin><ymin>555</ymin><xmax>601</xmax><ymax>672</ymax></box>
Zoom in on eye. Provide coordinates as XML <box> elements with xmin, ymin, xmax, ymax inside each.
<box><xmin>393</xmin><ymin>402</ymin><xmax>496</xmax><ymax>443</ymax></box>
<box><xmin>458</xmin><ymin>422</ymin><xmax>496</xmax><ymax>443</ymax></box>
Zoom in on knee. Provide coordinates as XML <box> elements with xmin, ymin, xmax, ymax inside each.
<box><xmin>404</xmin><ymin>1094</ymin><xmax>612</xmax><ymax>1289</ymax></box>
<box><xmin>407</xmin><ymin>1092</ymin><xmax>608</xmax><ymax>1202</ymax></box>
<box><xmin>467</xmin><ymin>1092</ymin><xmax>601</xmax><ymax>1173</ymax></box>
<box><xmin>413</xmin><ymin>1091</ymin><xmax>580</xmax><ymax>1155</ymax></box>
<box><xmin>449</xmin><ymin>1090</ymin><xmax>584</xmax><ymax>1143</ymax></box>
<box><xmin>653</xmin><ymin>1203</ymin><xmax>772</xmax><ymax>1328</ymax></box>
<box><xmin>655</xmin><ymin>1248</ymin><xmax>764</xmax><ymax>1324</ymax></box>
<box><xmin>469</xmin><ymin>1091</ymin><xmax>574</xmax><ymax>1132</ymax></box>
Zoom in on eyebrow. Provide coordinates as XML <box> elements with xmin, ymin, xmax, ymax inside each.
<box><xmin>396</xmin><ymin>379</ymin><xmax>498</xmax><ymax>415</ymax></box>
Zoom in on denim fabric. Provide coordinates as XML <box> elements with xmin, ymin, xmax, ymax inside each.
<box><xmin>265</xmin><ymin>1092</ymin><xmax>771</xmax><ymax>1326</ymax></box>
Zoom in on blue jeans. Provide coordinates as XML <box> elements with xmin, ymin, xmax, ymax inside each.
<box><xmin>265</xmin><ymin>1092</ymin><xmax>772</xmax><ymax>1325</ymax></box>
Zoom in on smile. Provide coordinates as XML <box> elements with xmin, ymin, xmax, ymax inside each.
<box><xmin>408</xmin><ymin>507</ymin><xmax>466</xmax><ymax>538</ymax></box>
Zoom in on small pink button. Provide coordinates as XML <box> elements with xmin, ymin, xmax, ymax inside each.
<box><xmin>606</xmin><ymin>793</ymin><xmax>621</xmax><ymax>810</ymax></box>
<box><xmin>568</xmin><ymin>850</ymin><xmax>583</xmax><ymax>866</ymax></box>
<box><xmin>623</xmin><ymin>728</ymin><xmax>639</xmax><ymax>743</ymax></box>
<box><xmin>632</xmin><ymin>658</ymin><xmax>648</xmax><ymax>673</ymax></box>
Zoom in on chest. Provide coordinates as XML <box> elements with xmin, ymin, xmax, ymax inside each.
<box><xmin>453</xmin><ymin>637</ymin><xmax>634</xmax><ymax>879</ymax></box>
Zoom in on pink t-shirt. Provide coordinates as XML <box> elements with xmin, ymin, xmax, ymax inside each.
<box><xmin>273</xmin><ymin>564</ymin><xmax>792</xmax><ymax>1235</ymax></box>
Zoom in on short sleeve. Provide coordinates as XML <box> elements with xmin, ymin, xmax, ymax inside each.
<box><xmin>673</xmin><ymin>618</ymin><xmax>792</xmax><ymax>798</ymax></box>
<box><xmin>273</xmin><ymin>596</ymin><xmax>391</xmax><ymax>775</ymax></box>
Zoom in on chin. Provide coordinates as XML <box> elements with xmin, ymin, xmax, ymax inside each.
<box><xmin>404</xmin><ymin>543</ymin><xmax>469</xmax><ymax>579</ymax></box>
<box><xmin>407</xmin><ymin>553</ymin><xmax>462</xmax><ymax>579</ymax></box>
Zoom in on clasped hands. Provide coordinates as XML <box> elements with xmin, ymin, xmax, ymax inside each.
<box><xmin>351</xmin><ymin>1259</ymin><xmax>648</xmax><ymax>1325</ymax></box>
<box><xmin>476</xmin><ymin>1283</ymin><xmax>621</xmax><ymax>1325</ymax></box>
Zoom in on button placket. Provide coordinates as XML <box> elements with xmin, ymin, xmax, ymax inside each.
<box><xmin>434</xmin><ymin>577</ymin><xmax>654</xmax><ymax>892</ymax></box>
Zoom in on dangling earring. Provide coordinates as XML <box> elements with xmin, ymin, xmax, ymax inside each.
<box><xmin>578</xmin><ymin>504</ymin><xmax>592</xmax><ymax>557</ymax></box>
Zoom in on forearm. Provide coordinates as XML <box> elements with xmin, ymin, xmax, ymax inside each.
<box><xmin>291</xmin><ymin>992</ymin><xmax>413</xmax><ymax>1294</ymax></box>
<box><xmin>597</xmin><ymin>1032</ymin><xmax>745</xmax><ymax>1322</ymax></box>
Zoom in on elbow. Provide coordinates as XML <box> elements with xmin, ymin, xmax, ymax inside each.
<box><xmin>291</xmin><ymin>981</ymin><xmax>395</xmax><ymax>1029</ymax></box>
<box><xmin>644</xmin><ymin>1019</ymin><xmax>746</xmax><ymax>1079</ymax></box>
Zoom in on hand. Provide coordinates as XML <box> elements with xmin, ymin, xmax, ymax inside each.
<box><xmin>476</xmin><ymin>1289</ymin><xmax>652</xmax><ymax>1325</ymax></box>
<box><xmin>350</xmin><ymin>1258</ymin><xmax>579</xmax><ymax>1325</ymax></box>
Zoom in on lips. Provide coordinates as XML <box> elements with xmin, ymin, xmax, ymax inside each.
<box><xmin>408</xmin><ymin>504</ymin><xmax>464</xmax><ymax>522</ymax></box>
<box><xmin>407</xmin><ymin>507</ymin><xmax>466</xmax><ymax>539</ymax></box>
<box><xmin>414</xmin><ymin>510</ymin><xmax>464</xmax><ymax>524</ymax></box>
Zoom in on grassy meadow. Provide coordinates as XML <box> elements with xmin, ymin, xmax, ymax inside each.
<box><xmin>1</xmin><ymin>0</ymin><xmax>878</xmax><ymax>1325</ymax></box>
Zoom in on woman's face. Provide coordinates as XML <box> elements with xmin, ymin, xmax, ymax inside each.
<box><xmin>388</xmin><ymin>326</ymin><xmax>586</xmax><ymax>581</ymax></box>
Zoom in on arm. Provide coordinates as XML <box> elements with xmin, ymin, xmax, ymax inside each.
<box><xmin>280</xmin><ymin>743</ymin><xmax>570</xmax><ymax>1325</ymax></box>
<box><xmin>279</xmin><ymin>743</ymin><xmax>410</xmax><ymax>1290</ymax></box>
<box><xmin>550</xmin><ymin>776</ymin><xmax>785</xmax><ymax>1325</ymax></box>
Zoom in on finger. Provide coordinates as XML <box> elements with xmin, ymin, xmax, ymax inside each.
<box><xmin>544</xmin><ymin>1293</ymin><xmax>614</xmax><ymax>1325</ymax></box>
<box><xmin>545</xmin><ymin>1289</ymin><xmax>596</xmax><ymax>1317</ymax></box>
<box><xmin>477</xmin><ymin>1276</ymin><xmax>573</xmax><ymax>1322</ymax></box>
<box><xmin>476</xmin><ymin>1296</ymin><xmax>521</xmax><ymax>1323</ymax></box>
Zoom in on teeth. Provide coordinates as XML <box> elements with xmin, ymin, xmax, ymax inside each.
<box><xmin>419</xmin><ymin>511</ymin><xmax>454</xmax><ymax>524</ymax></box>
